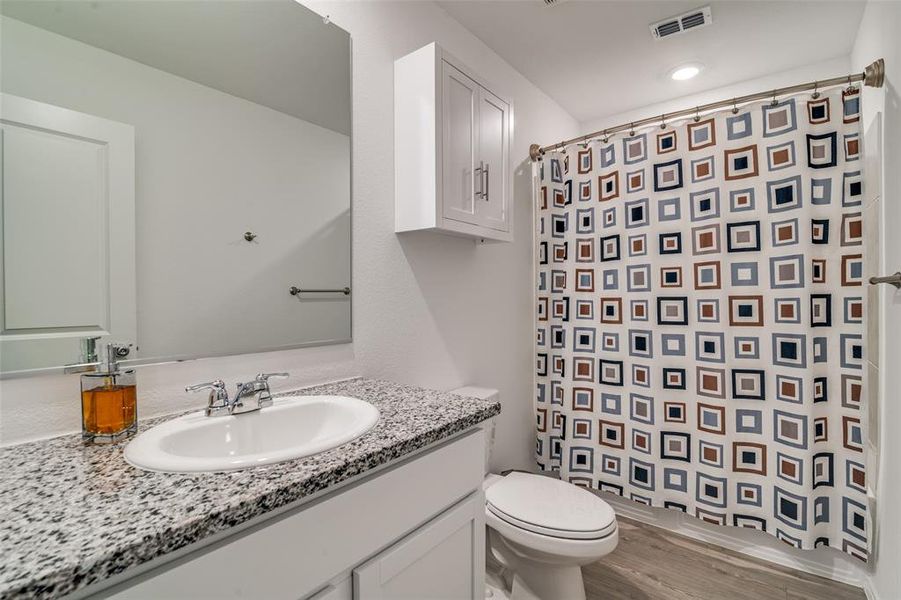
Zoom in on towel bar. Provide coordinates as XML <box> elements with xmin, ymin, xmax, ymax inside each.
<box><xmin>289</xmin><ymin>286</ymin><xmax>351</xmax><ymax>296</ymax></box>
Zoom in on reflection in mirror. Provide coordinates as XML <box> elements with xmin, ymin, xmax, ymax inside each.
<box><xmin>0</xmin><ymin>1</ymin><xmax>351</xmax><ymax>376</ymax></box>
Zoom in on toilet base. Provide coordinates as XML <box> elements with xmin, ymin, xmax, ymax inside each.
<box><xmin>485</xmin><ymin>567</ymin><xmax>511</xmax><ymax>600</ymax></box>
<box><xmin>488</xmin><ymin>528</ymin><xmax>592</xmax><ymax>600</ymax></box>
<box><xmin>510</xmin><ymin>564</ymin><xmax>586</xmax><ymax>600</ymax></box>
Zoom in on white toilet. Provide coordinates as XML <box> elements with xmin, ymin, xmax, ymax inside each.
<box><xmin>450</xmin><ymin>387</ymin><xmax>619</xmax><ymax>600</ymax></box>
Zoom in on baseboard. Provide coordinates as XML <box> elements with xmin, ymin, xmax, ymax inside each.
<box><xmin>602</xmin><ymin>494</ymin><xmax>868</xmax><ymax>590</ymax></box>
<box><xmin>862</xmin><ymin>575</ymin><xmax>881</xmax><ymax>600</ymax></box>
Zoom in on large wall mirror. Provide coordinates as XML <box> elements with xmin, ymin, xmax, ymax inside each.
<box><xmin>0</xmin><ymin>0</ymin><xmax>352</xmax><ymax>376</ymax></box>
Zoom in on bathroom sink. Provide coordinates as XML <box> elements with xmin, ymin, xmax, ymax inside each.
<box><xmin>124</xmin><ymin>395</ymin><xmax>379</xmax><ymax>473</ymax></box>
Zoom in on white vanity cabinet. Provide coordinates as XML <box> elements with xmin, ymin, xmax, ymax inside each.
<box><xmin>85</xmin><ymin>429</ymin><xmax>486</xmax><ymax>600</ymax></box>
<box><xmin>395</xmin><ymin>43</ymin><xmax>513</xmax><ymax>242</ymax></box>
<box><xmin>354</xmin><ymin>492</ymin><xmax>484</xmax><ymax>598</ymax></box>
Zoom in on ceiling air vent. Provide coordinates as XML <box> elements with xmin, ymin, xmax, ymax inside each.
<box><xmin>650</xmin><ymin>6</ymin><xmax>713</xmax><ymax>40</ymax></box>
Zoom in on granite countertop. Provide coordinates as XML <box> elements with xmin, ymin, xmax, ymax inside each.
<box><xmin>0</xmin><ymin>378</ymin><xmax>500</xmax><ymax>599</ymax></box>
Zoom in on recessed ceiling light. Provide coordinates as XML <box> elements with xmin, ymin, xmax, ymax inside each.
<box><xmin>671</xmin><ymin>64</ymin><xmax>702</xmax><ymax>81</ymax></box>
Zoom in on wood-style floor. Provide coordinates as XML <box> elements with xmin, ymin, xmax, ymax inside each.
<box><xmin>582</xmin><ymin>517</ymin><xmax>866</xmax><ymax>600</ymax></box>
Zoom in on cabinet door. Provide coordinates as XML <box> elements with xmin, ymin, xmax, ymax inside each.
<box><xmin>440</xmin><ymin>60</ymin><xmax>480</xmax><ymax>225</ymax></box>
<box><xmin>475</xmin><ymin>88</ymin><xmax>509</xmax><ymax>232</ymax></box>
<box><xmin>354</xmin><ymin>492</ymin><xmax>485</xmax><ymax>600</ymax></box>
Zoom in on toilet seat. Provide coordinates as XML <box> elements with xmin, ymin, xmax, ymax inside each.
<box><xmin>485</xmin><ymin>472</ymin><xmax>617</xmax><ymax>540</ymax></box>
<box><xmin>487</xmin><ymin>503</ymin><xmax>616</xmax><ymax>540</ymax></box>
<box><xmin>486</xmin><ymin>508</ymin><xmax>618</xmax><ymax>562</ymax></box>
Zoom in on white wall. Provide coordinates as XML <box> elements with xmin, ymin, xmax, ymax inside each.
<box><xmin>0</xmin><ymin>16</ymin><xmax>351</xmax><ymax>362</ymax></box>
<box><xmin>580</xmin><ymin>56</ymin><xmax>851</xmax><ymax>132</ymax></box>
<box><xmin>0</xmin><ymin>0</ymin><xmax>580</xmax><ymax>475</ymax></box>
<box><xmin>851</xmin><ymin>4</ymin><xmax>901</xmax><ymax>599</ymax></box>
<box><xmin>299</xmin><ymin>0</ymin><xmax>579</xmax><ymax>472</ymax></box>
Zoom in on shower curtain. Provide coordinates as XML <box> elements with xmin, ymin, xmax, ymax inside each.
<box><xmin>535</xmin><ymin>86</ymin><xmax>869</xmax><ymax>560</ymax></box>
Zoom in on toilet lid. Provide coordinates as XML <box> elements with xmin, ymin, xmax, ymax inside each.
<box><xmin>486</xmin><ymin>472</ymin><xmax>616</xmax><ymax>540</ymax></box>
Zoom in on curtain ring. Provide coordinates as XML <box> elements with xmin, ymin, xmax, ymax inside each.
<box><xmin>693</xmin><ymin>107</ymin><xmax>700</xmax><ymax>122</ymax></box>
<box><xmin>770</xmin><ymin>90</ymin><xmax>779</xmax><ymax>106</ymax></box>
<box><xmin>812</xmin><ymin>80</ymin><xmax>820</xmax><ymax>99</ymax></box>
<box><xmin>660</xmin><ymin>113</ymin><xmax>667</xmax><ymax>129</ymax></box>
<box><xmin>731</xmin><ymin>98</ymin><xmax>739</xmax><ymax>114</ymax></box>
<box><xmin>846</xmin><ymin>75</ymin><xmax>857</xmax><ymax>93</ymax></box>
<box><xmin>629</xmin><ymin>122</ymin><xmax>635</xmax><ymax>137</ymax></box>
<box><xmin>602</xmin><ymin>129</ymin><xmax>609</xmax><ymax>144</ymax></box>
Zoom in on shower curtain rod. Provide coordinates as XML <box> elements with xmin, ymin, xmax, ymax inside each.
<box><xmin>529</xmin><ymin>58</ymin><xmax>885</xmax><ymax>161</ymax></box>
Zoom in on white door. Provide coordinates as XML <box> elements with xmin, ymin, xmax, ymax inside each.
<box><xmin>476</xmin><ymin>88</ymin><xmax>509</xmax><ymax>232</ymax></box>
<box><xmin>0</xmin><ymin>93</ymin><xmax>136</xmax><ymax>373</ymax></box>
<box><xmin>441</xmin><ymin>60</ymin><xmax>480</xmax><ymax>226</ymax></box>
<box><xmin>353</xmin><ymin>493</ymin><xmax>485</xmax><ymax>599</ymax></box>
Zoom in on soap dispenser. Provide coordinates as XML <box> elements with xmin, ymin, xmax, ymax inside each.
<box><xmin>80</xmin><ymin>343</ymin><xmax>137</xmax><ymax>443</ymax></box>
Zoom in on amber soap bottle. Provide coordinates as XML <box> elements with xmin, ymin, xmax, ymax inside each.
<box><xmin>81</xmin><ymin>344</ymin><xmax>137</xmax><ymax>443</ymax></box>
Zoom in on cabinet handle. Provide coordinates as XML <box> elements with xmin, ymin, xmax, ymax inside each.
<box><xmin>474</xmin><ymin>162</ymin><xmax>483</xmax><ymax>199</ymax></box>
<box><xmin>483</xmin><ymin>163</ymin><xmax>489</xmax><ymax>201</ymax></box>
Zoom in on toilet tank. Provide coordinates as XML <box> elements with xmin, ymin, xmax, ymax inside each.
<box><xmin>449</xmin><ymin>386</ymin><xmax>499</xmax><ymax>475</ymax></box>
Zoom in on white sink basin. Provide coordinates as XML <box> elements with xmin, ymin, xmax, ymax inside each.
<box><xmin>125</xmin><ymin>395</ymin><xmax>379</xmax><ymax>473</ymax></box>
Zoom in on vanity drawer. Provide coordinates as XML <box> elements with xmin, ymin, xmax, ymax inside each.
<box><xmin>95</xmin><ymin>428</ymin><xmax>486</xmax><ymax>599</ymax></box>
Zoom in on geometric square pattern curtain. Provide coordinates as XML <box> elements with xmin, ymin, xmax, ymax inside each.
<box><xmin>535</xmin><ymin>86</ymin><xmax>868</xmax><ymax>561</ymax></box>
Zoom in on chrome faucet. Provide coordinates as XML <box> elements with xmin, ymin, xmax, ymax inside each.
<box><xmin>231</xmin><ymin>373</ymin><xmax>289</xmax><ymax>414</ymax></box>
<box><xmin>185</xmin><ymin>373</ymin><xmax>289</xmax><ymax>417</ymax></box>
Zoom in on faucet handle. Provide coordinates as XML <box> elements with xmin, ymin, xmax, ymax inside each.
<box><xmin>186</xmin><ymin>380</ymin><xmax>230</xmax><ymax>416</ymax></box>
<box><xmin>255</xmin><ymin>372</ymin><xmax>289</xmax><ymax>382</ymax></box>
<box><xmin>185</xmin><ymin>380</ymin><xmax>226</xmax><ymax>393</ymax></box>
<box><xmin>252</xmin><ymin>373</ymin><xmax>288</xmax><ymax>408</ymax></box>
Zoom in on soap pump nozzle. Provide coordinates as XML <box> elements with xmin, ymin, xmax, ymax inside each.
<box><xmin>103</xmin><ymin>343</ymin><xmax>132</xmax><ymax>375</ymax></box>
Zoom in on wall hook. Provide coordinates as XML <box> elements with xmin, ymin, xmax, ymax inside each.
<box><xmin>244</xmin><ymin>231</ymin><xmax>257</xmax><ymax>242</ymax></box>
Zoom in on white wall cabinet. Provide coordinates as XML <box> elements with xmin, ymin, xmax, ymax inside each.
<box><xmin>82</xmin><ymin>428</ymin><xmax>486</xmax><ymax>600</ymax></box>
<box><xmin>395</xmin><ymin>43</ymin><xmax>512</xmax><ymax>243</ymax></box>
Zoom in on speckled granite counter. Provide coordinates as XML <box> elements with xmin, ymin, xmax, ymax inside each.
<box><xmin>0</xmin><ymin>378</ymin><xmax>499</xmax><ymax>599</ymax></box>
